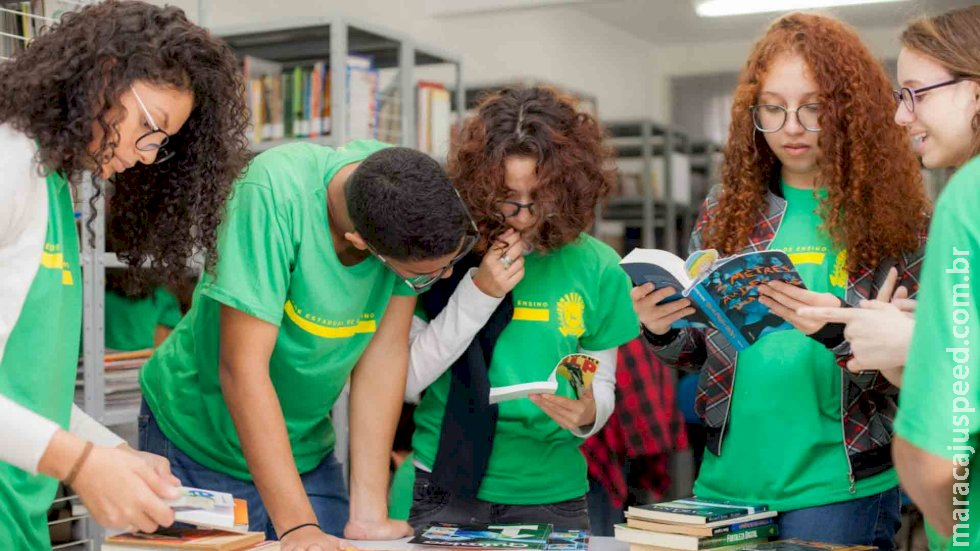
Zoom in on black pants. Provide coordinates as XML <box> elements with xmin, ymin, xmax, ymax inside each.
<box><xmin>408</xmin><ymin>468</ymin><xmax>590</xmax><ymax>531</ymax></box>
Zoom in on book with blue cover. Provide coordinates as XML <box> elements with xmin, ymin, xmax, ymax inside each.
<box><xmin>620</xmin><ymin>248</ymin><xmax>805</xmax><ymax>351</ymax></box>
<box><xmin>411</xmin><ymin>523</ymin><xmax>552</xmax><ymax>549</ymax></box>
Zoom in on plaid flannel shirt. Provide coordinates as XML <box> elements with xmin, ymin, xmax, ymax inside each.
<box><xmin>646</xmin><ymin>184</ymin><xmax>928</xmax><ymax>486</ymax></box>
<box><xmin>582</xmin><ymin>337</ymin><xmax>689</xmax><ymax>506</ymax></box>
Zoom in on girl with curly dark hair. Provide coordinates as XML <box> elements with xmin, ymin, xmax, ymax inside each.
<box><xmin>0</xmin><ymin>1</ymin><xmax>249</xmax><ymax>546</ymax></box>
<box><xmin>403</xmin><ymin>87</ymin><xmax>638</xmax><ymax>528</ymax></box>
<box><xmin>632</xmin><ymin>13</ymin><xmax>930</xmax><ymax>548</ymax></box>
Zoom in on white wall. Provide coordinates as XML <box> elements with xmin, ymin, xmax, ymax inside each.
<box><xmin>650</xmin><ymin>25</ymin><xmax>905</xmax><ymax>121</ymax></box>
<box><xmin>167</xmin><ymin>0</ymin><xmax>659</xmax><ymax>120</ymax></box>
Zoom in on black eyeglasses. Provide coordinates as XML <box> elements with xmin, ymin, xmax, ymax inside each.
<box><xmin>497</xmin><ymin>200</ymin><xmax>534</xmax><ymax>218</ymax></box>
<box><xmin>750</xmin><ymin>103</ymin><xmax>823</xmax><ymax>133</ymax></box>
<box><xmin>366</xmin><ymin>191</ymin><xmax>481</xmax><ymax>292</ymax></box>
<box><xmin>130</xmin><ymin>84</ymin><xmax>175</xmax><ymax>164</ymax></box>
<box><xmin>893</xmin><ymin>79</ymin><xmax>961</xmax><ymax>113</ymax></box>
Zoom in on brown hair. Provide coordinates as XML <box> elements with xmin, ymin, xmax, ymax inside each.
<box><xmin>705</xmin><ymin>12</ymin><xmax>929</xmax><ymax>272</ymax></box>
<box><xmin>902</xmin><ymin>5</ymin><xmax>980</xmax><ymax>162</ymax></box>
<box><xmin>448</xmin><ymin>86</ymin><xmax>616</xmax><ymax>252</ymax></box>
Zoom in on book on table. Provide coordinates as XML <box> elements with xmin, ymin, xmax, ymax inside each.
<box><xmin>410</xmin><ymin>522</ymin><xmax>553</xmax><ymax>549</ymax></box>
<box><xmin>102</xmin><ymin>528</ymin><xmax>271</xmax><ymax>550</ymax></box>
<box><xmin>615</xmin><ymin>522</ymin><xmax>777</xmax><ymax>550</ymax></box>
<box><xmin>737</xmin><ymin>541</ymin><xmax>876</xmax><ymax>550</ymax></box>
<box><xmin>626</xmin><ymin>497</ymin><xmax>772</xmax><ymax>525</ymax></box>
<box><xmin>626</xmin><ymin>515</ymin><xmax>777</xmax><ymax>538</ymax></box>
<box><xmin>619</xmin><ymin>248</ymin><xmax>805</xmax><ymax>351</ymax></box>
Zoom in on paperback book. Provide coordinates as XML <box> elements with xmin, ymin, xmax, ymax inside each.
<box><xmin>620</xmin><ymin>248</ymin><xmax>805</xmax><ymax>350</ymax></box>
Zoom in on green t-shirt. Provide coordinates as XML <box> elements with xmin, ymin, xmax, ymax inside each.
<box><xmin>895</xmin><ymin>156</ymin><xmax>980</xmax><ymax>550</ymax></box>
<box><xmin>411</xmin><ymin>234</ymin><xmax>639</xmax><ymax>504</ymax></box>
<box><xmin>695</xmin><ymin>182</ymin><xmax>897</xmax><ymax>512</ymax></box>
<box><xmin>140</xmin><ymin>140</ymin><xmax>414</xmax><ymax>480</ymax></box>
<box><xmin>0</xmin><ymin>170</ymin><xmax>81</xmax><ymax>549</ymax></box>
<box><xmin>105</xmin><ymin>287</ymin><xmax>183</xmax><ymax>351</ymax></box>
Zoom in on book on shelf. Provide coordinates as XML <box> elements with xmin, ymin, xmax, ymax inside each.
<box><xmin>103</xmin><ymin>528</ymin><xmax>270</xmax><ymax>550</ymax></box>
<box><xmin>241</xmin><ymin>54</ymin><xmax>381</xmax><ymax>147</ymax></box>
<box><xmin>615</xmin><ymin>522</ymin><xmax>777</xmax><ymax>550</ymax></box>
<box><xmin>410</xmin><ymin>522</ymin><xmax>553</xmax><ymax>549</ymax></box>
<box><xmin>620</xmin><ymin>248</ymin><xmax>805</xmax><ymax>351</ymax></box>
<box><xmin>488</xmin><ymin>353</ymin><xmax>600</xmax><ymax>404</ymax></box>
<box><xmin>417</xmin><ymin>80</ymin><xmax>452</xmax><ymax>160</ymax></box>
<box><xmin>626</xmin><ymin>497</ymin><xmax>771</xmax><ymax>525</ymax></box>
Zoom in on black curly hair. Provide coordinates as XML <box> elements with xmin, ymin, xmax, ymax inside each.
<box><xmin>0</xmin><ymin>0</ymin><xmax>251</xmax><ymax>284</ymax></box>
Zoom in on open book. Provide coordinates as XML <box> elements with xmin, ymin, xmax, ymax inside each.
<box><xmin>620</xmin><ymin>248</ymin><xmax>805</xmax><ymax>351</ymax></box>
<box><xmin>488</xmin><ymin>353</ymin><xmax>600</xmax><ymax>404</ymax></box>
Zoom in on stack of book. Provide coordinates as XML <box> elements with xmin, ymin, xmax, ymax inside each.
<box><xmin>615</xmin><ymin>497</ymin><xmax>778</xmax><ymax>550</ymax></box>
<box><xmin>75</xmin><ymin>349</ymin><xmax>153</xmax><ymax>412</ymax></box>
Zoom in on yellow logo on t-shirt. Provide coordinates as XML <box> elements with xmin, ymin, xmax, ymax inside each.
<box><xmin>557</xmin><ymin>292</ymin><xmax>586</xmax><ymax>338</ymax></box>
<box><xmin>284</xmin><ymin>301</ymin><xmax>376</xmax><ymax>339</ymax></box>
<box><xmin>514</xmin><ymin>299</ymin><xmax>551</xmax><ymax>322</ymax></box>
<box><xmin>40</xmin><ymin>243</ymin><xmax>74</xmax><ymax>286</ymax></box>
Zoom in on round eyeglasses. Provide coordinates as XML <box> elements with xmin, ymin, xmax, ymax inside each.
<box><xmin>750</xmin><ymin>103</ymin><xmax>823</xmax><ymax>133</ymax></box>
<box><xmin>893</xmin><ymin>79</ymin><xmax>961</xmax><ymax>114</ymax></box>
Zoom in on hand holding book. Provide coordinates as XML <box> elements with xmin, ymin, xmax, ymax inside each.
<box><xmin>757</xmin><ymin>280</ymin><xmax>842</xmax><ymax>335</ymax></box>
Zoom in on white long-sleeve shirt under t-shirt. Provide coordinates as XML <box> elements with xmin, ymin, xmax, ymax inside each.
<box><xmin>0</xmin><ymin>124</ymin><xmax>124</xmax><ymax>476</ymax></box>
<box><xmin>406</xmin><ymin>267</ymin><xmax>617</xmax><ymax>443</ymax></box>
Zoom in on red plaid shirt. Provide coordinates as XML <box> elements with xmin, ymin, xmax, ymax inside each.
<box><xmin>582</xmin><ymin>337</ymin><xmax>689</xmax><ymax>506</ymax></box>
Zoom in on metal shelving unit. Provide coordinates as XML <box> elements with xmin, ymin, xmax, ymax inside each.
<box><xmin>599</xmin><ymin>119</ymin><xmax>692</xmax><ymax>254</ymax></box>
<box><xmin>454</xmin><ymin>78</ymin><xmax>598</xmax><ymax>116</ymax></box>
<box><xmin>215</xmin><ymin>16</ymin><xmax>465</xmax><ymax>151</ymax></box>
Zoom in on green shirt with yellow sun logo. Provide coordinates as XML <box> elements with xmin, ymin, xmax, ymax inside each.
<box><xmin>411</xmin><ymin>233</ymin><xmax>639</xmax><ymax>504</ymax></box>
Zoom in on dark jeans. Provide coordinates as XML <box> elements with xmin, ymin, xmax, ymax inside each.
<box><xmin>777</xmin><ymin>486</ymin><xmax>903</xmax><ymax>550</ymax></box>
<box><xmin>408</xmin><ymin>468</ymin><xmax>589</xmax><ymax>531</ymax></box>
<box><xmin>138</xmin><ymin>400</ymin><xmax>349</xmax><ymax>540</ymax></box>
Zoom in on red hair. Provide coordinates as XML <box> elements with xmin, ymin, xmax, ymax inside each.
<box><xmin>705</xmin><ymin>13</ymin><xmax>930</xmax><ymax>271</ymax></box>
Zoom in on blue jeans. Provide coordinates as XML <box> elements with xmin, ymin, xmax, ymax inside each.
<box><xmin>777</xmin><ymin>487</ymin><xmax>902</xmax><ymax>550</ymax></box>
<box><xmin>138</xmin><ymin>400</ymin><xmax>349</xmax><ymax>540</ymax></box>
<box><xmin>408</xmin><ymin>468</ymin><xmax>590</xmax><ymax>531</ymax></box>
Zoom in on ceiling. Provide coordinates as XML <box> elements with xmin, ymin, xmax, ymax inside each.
<box><xmin>574</xmin><ymin>0</ymin><xmax>978</xmax><ymax>45</ymax></box>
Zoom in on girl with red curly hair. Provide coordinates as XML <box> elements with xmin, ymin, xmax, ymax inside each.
<box><xmin>403</xmin><ymin>87</ymin><xmax>639</xmax><ymax>528</ymax></box>
<box><xmin>632</xmin><ymin>13</ymin><xmax>929</xmax><ymax>547</ymax></box>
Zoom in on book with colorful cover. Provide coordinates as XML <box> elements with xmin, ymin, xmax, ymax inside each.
<box><xmin>615</xmin><ymin>522</ymin><xmax>777</xmax><ymax>550</ymax></box>
<box><xmin>410</xmin><ymin>523</ymin><xmax>552</xmax><ymax>549</ymax></box>
<box><xmin>626</xmin><ymin>516</ymin><xmax>777</xmax><ymax>538</ymax></box>
<box><xmin>545</xmin><ymin>530</ymin><xmax>589</xmax><ymax>550</ymax></box>
<box><xmin>738</xmin><ymin>541</ymin><xmax>875</xmax><ymax>550</ymax></box>
<box><xmin>626</xmin><ymin>497</ymin><xmax>771</xmax><ymax>525</ymax></box>
<box><xmin>489</xmin><ymin>353</ymin><xmax>600</xmax><ymax>404</ymax></box>
<box><xmin>620</xmin><ymin>248</ymin><xmax>805</xmax><ymax>351</ymax></box>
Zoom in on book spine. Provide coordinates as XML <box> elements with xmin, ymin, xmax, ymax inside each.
<box><xmin>689</xmin><ymin>283</ymin><xmax>750</xmax><ymax>350</ymax></box>
<box><xmin>710</xmin><ymin>518</ymin><xmax>774</xmax><ymax>536</ymax></box>
<box><xmin>700</xmin><ymin>524</ymin><xmax>778</xmax><ymax>549</ymax></box>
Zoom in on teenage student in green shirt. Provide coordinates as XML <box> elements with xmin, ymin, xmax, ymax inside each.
<box><xmin>799</xmin><ymin>6</ymin><xmax>980</xmax><ymax>549</ymax></box>
<box><xmin>138</xmin><ymin>141</ymin><xmax>477</xmax><ymax>550</ymax></box>
<box><xmin>631</xmin><ymin>13</ymin><xmax>930</xmax><ymax>548</ymax></box>
<box><xmin>0</xmin><ymin>1</ymin><xmax>251</xmax><ymax>547</ymax></box>
<box><xmin>105</xmin><ymin>270</ymin><xmax>184</xmax><ymax>351</ymax></box>
<box><xmin>404</xmin><ymin>87</ymin><xmax>639</xmax><ymax>528</ymax></box>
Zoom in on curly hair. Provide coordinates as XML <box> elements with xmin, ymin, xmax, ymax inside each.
<box><xmin>448</xmin><ymin>86</ymin><xmax>616</xmax><ymax>253</ymax></box>
<box><xmin>705</xmin><ymin>12</ymin><xmax>930</xmax><ymax>272</ymax></box>
<box><xmin>0</xmin><ymin>0</ymin><xmax>251</xmax><ymax>284</ymax></box>
<box><xmin>902</xmin><ymin>5</ymin><xmax>980</xmax><ymax>162</ymax></box>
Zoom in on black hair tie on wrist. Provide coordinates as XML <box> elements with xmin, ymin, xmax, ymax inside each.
<box><xmin>280</xmin><ymin>522</ymin><xmax>320</xmax><ymax>540</ymax></box>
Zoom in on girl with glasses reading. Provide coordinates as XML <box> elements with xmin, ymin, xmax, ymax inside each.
<box><xmin>798</xmin><ymin>6</ymin><xmax>980</xmax><ymax>549</ymax></box>
<box><xmin>0</xmin><ymin>1</ymin><xmax>250</xmax><ymax>547</ymax></box>
<box><xmin>631</xmin><ymin>13</ymin><xmax>930</xmax><ymax>548</ymax></box>
<box><xmin>403</xmin><ymin>86</ymin><xmax>638</xmax><ymax>529</ymax></box>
